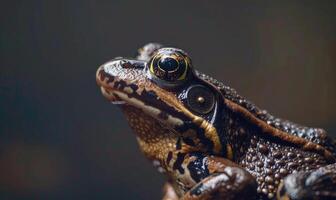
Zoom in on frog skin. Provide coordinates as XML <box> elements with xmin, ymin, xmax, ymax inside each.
<box><xmin>96</xmin><ymin>43</ymin><xmax>336</xmax><ymax>200</ymax></box>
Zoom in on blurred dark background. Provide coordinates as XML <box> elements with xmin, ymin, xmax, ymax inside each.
<box><xmin>1</xmin><ymin>1</ymin><xmax>336</xmax><ymax>199</ymax></box>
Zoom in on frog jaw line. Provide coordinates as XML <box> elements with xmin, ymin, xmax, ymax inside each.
<box><xmin>112</xmin><ymin>89</ymin><xmax>185</xmax><ymax>128</ymax></box>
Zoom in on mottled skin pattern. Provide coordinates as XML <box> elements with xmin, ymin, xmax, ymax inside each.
<box><xmin>96</xmin><ymin>43</ymin><xmax>336</xmax><ymax>200</ymax></box>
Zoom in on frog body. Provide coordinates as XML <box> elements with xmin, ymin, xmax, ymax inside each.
<box><xmin>96</xmin><ymin>43</ymin><xmax>336</xmax><ymax>200</ymax></box>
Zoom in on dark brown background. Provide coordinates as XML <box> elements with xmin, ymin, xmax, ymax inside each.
<box><xmin>1</xmin><ymin>1</ymin><xmax>335</xmax><ymax>199</ymax></box>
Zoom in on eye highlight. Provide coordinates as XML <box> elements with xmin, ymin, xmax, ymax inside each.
<box><xmin>186</xmin><ymin>85</ymin><xmax>215</xmax><ymax>114</ymax></box>
<box><xmin>149</xmin><ymin>48</ymin><xmax>191</xmax><ymax>82</ymax></box>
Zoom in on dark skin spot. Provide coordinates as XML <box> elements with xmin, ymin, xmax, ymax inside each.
<box><xmin>99</xmin><ymin>70</ymin><xmax>115</xmax><ymax>83</ymax></box>
<box><xmin>129</xmin><ymin>83</ymin><xmax>139</xmax><ymax>91</ymax></box>
<box><xmin>173</xmin><ymin>153</ymin><xmax>186</xmax><ymax>174</ymax></box>
<box><xmin>187</xmin><ymin>154</ymin><xmax>209</xmax><ymax>182</ymax></box>
<box><xmin>166</xmin><ymin>151</ymin><xmax>173</xmax><ymax>164</ymax></box>
<box><xmin>176</xmin><ymin>137</ymin><xmax>182</xmax><ymax>150</ymax></box>
<box><xmin>175</xmin><ymin>120</ymin><xmax>216</xmax><ymax>153</ymax></box>
<box><xmin>258</xmin><ymin>144</ymin><xmax>269</xmax><ymax>154</ymax></box>
<box><xmin>121</xmin><ymin>61</ymin><xmax>133</xmax><ymax>68</ymax></box>
<box><xmin>182</xmin><ymin>137</ymin><xmax>196</xmax><ymax>146</ymax></box>
<box><xmin>189</xmin><ymin>183</ymin><xmax>203</xmax><ymax>196</ymax></box>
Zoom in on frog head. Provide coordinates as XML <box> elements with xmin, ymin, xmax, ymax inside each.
<box><xmin>96</xmin><ymin>46</ymin><xmax>230</xmax><ymax>157</ymax></box>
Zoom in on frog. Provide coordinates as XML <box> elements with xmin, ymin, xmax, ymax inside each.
<box><xmin>96</xmin><ymin>43</ymin><xmax>336</xmax><ymax>200</ymax></box>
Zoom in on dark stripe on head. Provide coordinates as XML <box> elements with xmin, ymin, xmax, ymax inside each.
<box><xmin>138</xmin><ymin>90</ymin><xmax>190</xmax><ymax>121</ymax></box>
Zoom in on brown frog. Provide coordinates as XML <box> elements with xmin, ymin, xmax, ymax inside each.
<box><xmin>96</xmin><ymin>43</ymin><xmax>336</xmax><ymax>200</ymax></box>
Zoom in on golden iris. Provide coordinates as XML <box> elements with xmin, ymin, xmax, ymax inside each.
<box><xmin>149</xmin><ymin>48</ymin><xmax>190</xmax><ymax>82</ymax></box>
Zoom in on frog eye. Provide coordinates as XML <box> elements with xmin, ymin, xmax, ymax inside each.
<box><xmin>149</xmin><ymin>48</ymin><xmax>190</xmax><ymax>82</ymax></box>
<box><xmin>186</xmin><ymin>85</ymin><xmax>215</xmax><ymax>114</ymax></box>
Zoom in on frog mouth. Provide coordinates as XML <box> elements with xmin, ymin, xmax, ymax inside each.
<box><xmin>98</xmin><ymin>82</ymin><xmax>185</xmax><ymax>126</ymax></box>
<box><xmin>100</xmin><ymin>87</ymin><xmax>126</xmax><ymax>105</ymax></box>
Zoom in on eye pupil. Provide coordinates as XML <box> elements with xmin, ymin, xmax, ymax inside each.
<box><xmin>158</xmin><ymin>57</ymin><xmax>179</xmax><ymax>71</ymax></box>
